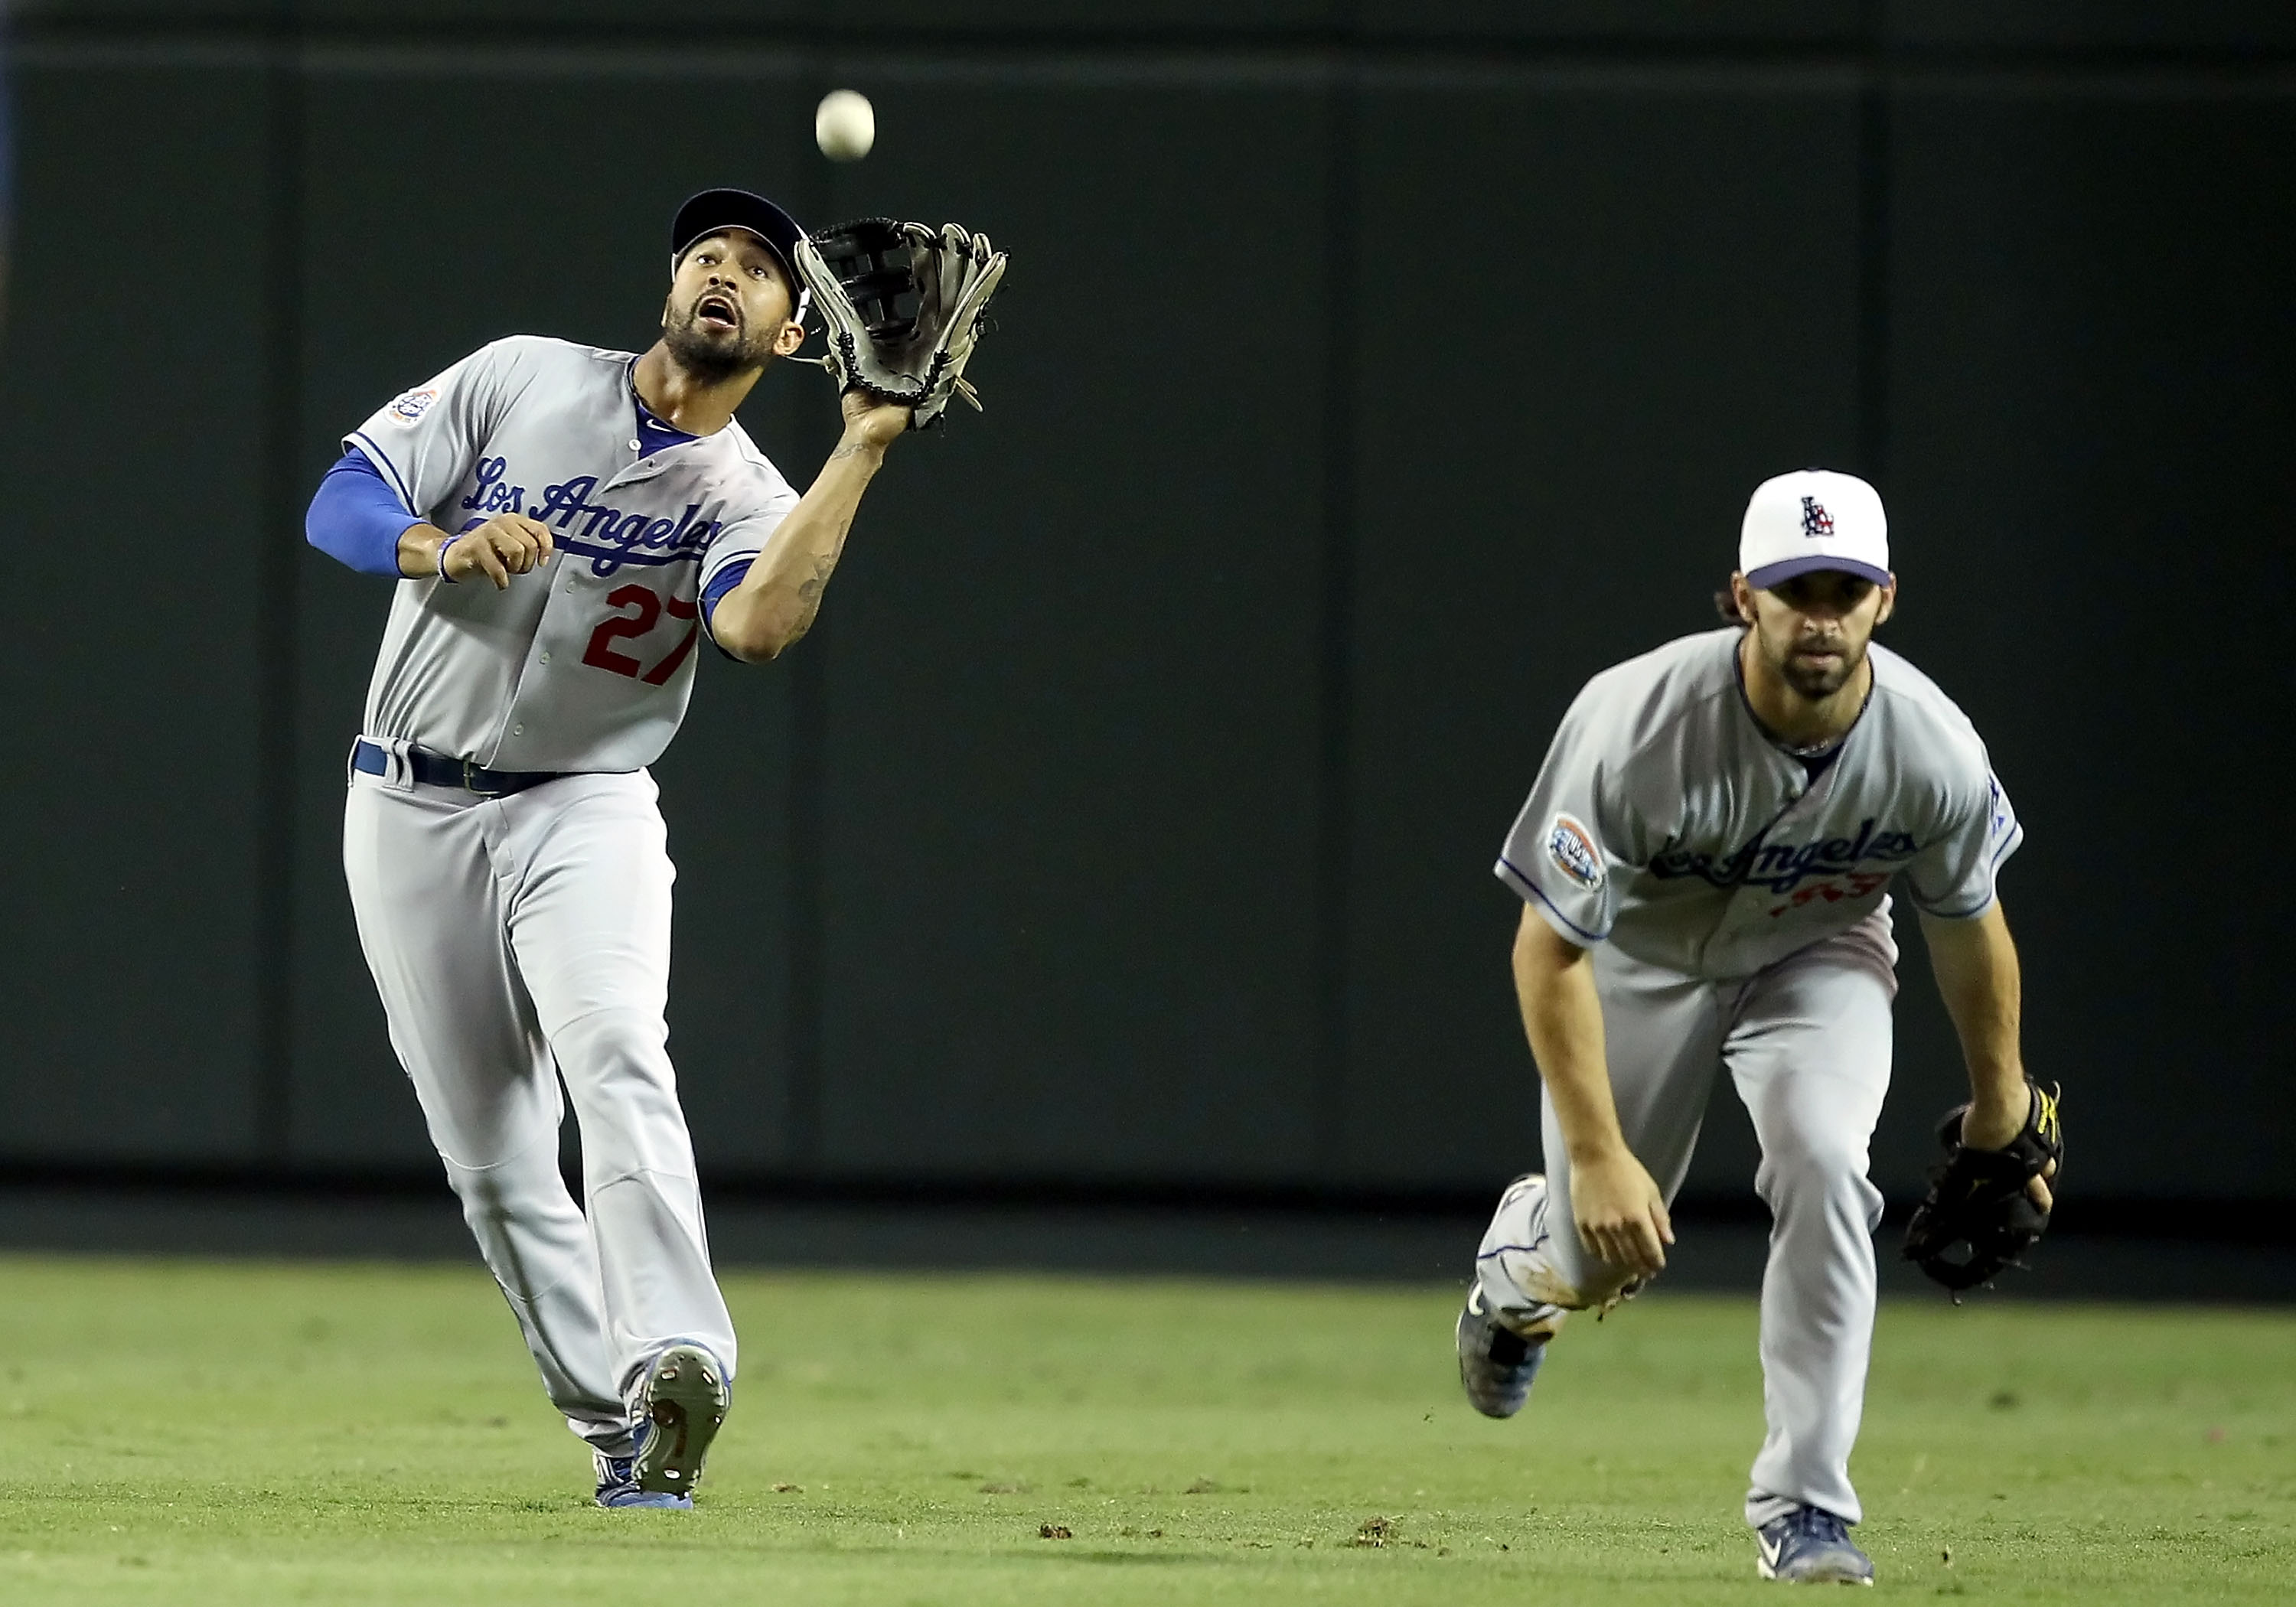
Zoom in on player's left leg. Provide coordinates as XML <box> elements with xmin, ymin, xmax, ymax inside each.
<box><xmin>491</xmin><ymin>769</ymin><xmax>736</xmax><ymax>1488</ymax></box>
<box><xmin>1724</xmin><ymin>909</ymin><xmax>1896</xmax><ymax>1579</ymax></box>
<box><xmin>1463</xmin><ymin>947</ymin><xmax>1727</xmax><ymax>1416</ymax></box>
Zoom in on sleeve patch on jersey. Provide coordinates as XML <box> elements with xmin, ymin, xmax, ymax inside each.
<box><xmin>1986</xmin><ymin>771</ymin><xmax>2014</xmax><ymax>842</ymax></box>
<box><xmin>385</xmin><ymin>387</ymin><xmax>439</xmax><ymax>426</ymax></box>
<box><xmin>1546</xmin><ymin>813</ymin><xmax>1605</xmax><ymax>892</ymax></box>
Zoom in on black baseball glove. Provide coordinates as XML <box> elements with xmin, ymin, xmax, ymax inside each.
<box><xmin>1902</xmin><ymin>1079</ymin><xmax>2063</xmax><ymax>1296</ymax></box>
<box><xmin>793</xmin><ymin>217</ymin><xmax>1006</xmax><ymax>429</ymax></box>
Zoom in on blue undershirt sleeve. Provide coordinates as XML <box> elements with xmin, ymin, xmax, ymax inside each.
<box><xmin>306</xmin><ymin>448</ymin><xmax>423</xmax><ymax>578</ymax></box>
<box><xmin>700</xmin><ymin>557</ymin><xmax>754</xmax><ymax>629</ymax></box>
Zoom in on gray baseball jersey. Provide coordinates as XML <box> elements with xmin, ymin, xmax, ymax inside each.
<box><xmin>347</xmin><ymin>335</ymin><xmax>800</xmax><ymax>772</ymax></box>
<box><xmin>1495</xmin><ymin>627</ymin><xmax>2020</xmax><ymax>979</ymax></box>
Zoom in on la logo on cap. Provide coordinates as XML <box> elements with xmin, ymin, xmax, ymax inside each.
<box><xmin>1740</xmin><ymin>469</ymin><xmax>1890</xmax><ymax>589</ymax></box>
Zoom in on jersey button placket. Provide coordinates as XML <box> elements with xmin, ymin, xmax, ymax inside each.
<box><xmin>1724</xmin><ymin>762</ymin><xmax>1805</xmax><ymax>947</ymax></box>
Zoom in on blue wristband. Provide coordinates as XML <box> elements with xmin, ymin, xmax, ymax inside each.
<box><xmin>435</xmin><ymin>532</ymin><xmax>463</xmax><ymax>583</ymax></box>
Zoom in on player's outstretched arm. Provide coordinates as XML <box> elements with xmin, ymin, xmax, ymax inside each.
<box><xmin>709</xmin><ymin>391</ymin><xmax>912</xmax><ymax>663</ymax></box>
<box><xmin>1919</xmin><ymin>901</ymin><xmax>2052</xmax><ymax>1208</ymax></box>
<box><xmin>1512</xmin><ymin>908</ymin><xmax>1674</xmax><ymax>1277</ymax></box>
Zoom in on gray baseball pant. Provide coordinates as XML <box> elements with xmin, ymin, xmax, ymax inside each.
<box><xmin>344</xmin><ymin>764</ymin><xmax>736</xmax><ymax>1457</ymax></box>
<box><xmin>1476</xmin><ymin>910</ymin><xmax>1898</xmax><ymax>1527</ymax></box>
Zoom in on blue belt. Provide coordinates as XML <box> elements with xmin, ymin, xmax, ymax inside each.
<box><xmin>353</xmin><ymin>739</ymin><xmax>572</xmax><ymax>798</ymax></box>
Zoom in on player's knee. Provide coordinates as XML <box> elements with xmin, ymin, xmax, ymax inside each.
<box><xmin>1564</xmin><ymin>1263</ymin><xmax>1636</xmax><ymax>1309</ymax></box>
<box><xmin>442</xmin><ymin>1154</ymin><xmax>578</xmax><ymax>1295</ymax></box>
<box><xmin>1758</xmin><ymin>1133</ymin><xmax>1874</xmax><ymax>1201</ymax></box>
<box><xmin>554</xmin><ymin>1009</ymin><xmax>674</xmax><ymax>1095</ymax></box>
<box><xmin>1500</xmin><ymin>1244</ymin><xmax>1601</xmax><ymax>1312</ymax></box>
<box><xmin>454</xmin><ymin>1180</ymin><xmax>520</xmax><ymax>1258</ymax></box>
<box><xmin>1519</xmin><ymin>1224</ymin><xmax>1633</xmax><ymax>1307</ymax></box>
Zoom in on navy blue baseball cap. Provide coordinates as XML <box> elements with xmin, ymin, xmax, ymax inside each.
<box><xmin>671</xmin><ymin>189</ymin><xmax>806</xmax><ymax>281</ymax></box>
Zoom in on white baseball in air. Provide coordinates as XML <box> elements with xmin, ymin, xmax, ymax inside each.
<box><xmin>814</xmin><ymin>90</ymin><xmax>876</xmax><ymax>161</ymax></box>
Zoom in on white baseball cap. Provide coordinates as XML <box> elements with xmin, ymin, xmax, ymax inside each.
<box><xmin>1739</xmin><ymin>469</ymin><xmax>1890</xmax><ymax>590</ymax></box>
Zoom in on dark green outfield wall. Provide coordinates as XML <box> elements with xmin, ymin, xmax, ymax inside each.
<box><xmin>4</xmin><ymin>3</ymin><xmax>2292</xmax><ymax>1209</ymax></box>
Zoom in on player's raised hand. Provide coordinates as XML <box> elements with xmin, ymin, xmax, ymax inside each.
<box><xmin>443</xmin><ymin>513</ymin><xmax>556</xmax><ymax>590</ymax></box>
<box><xmin>1570</xmin><ymin>1148</ymin><xmax>1675</xmax><ymax>1278</ymax></box>
<box><xmin>837</xmin><ymin>385</ymin><xmax>913</xmax><ymax>451</ymax></box>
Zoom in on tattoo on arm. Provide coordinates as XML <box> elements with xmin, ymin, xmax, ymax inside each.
<box><xmin>784</xmin><ymin>545</ymin><xmax>845</xmax><ymax>645</ymax></box>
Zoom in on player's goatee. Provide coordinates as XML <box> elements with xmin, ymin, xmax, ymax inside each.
<box><xmin>662</xmin><ymin>302</ymin><xmax>773</xmax><ymax>380</ymax></box>
<box><xmin>1778</xmin><ymin>639</ymin><xmax>1862</xmax><ymax>699</ymax></box>
<box><xmin>1782</xmin><ymin>658</ymin><xmax>1854</xmax><ymax>699</ymax></box>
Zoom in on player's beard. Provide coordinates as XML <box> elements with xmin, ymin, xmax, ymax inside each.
<box><xmin>1775</xmin><ymin>633</ymin><xmax>1865</xmax><ymax>700</ymax></box>
<box><xmin>662</xmin><ymin>298</ymin><xmax>776</xmax><ymax>381</ymax></box>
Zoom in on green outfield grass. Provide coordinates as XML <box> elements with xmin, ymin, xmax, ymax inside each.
<box><xmin>0</xmin><ymin>1257</ymin><xmax>2288</xmax><ymax>1604</ymax></box>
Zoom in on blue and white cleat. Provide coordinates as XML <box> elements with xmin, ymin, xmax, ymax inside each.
<box><xmin>594</xmin><ymin>1426</ymin><xmax>692</xmax><ymax>1510</ymax></box>
<box><xmin>1455</xmin><ymin>1276</ymin><xmax>1560</xmax><ymax>1419</ymax></box>
<box><xmin>630</xmin><ymin>1341</ymin><xmax>732</xmax><ymax>1499</ymax></box>
<box><xmin>1755</xmin><ymin>1504</ymin><xmax>1874</xmax><ymax>1585</ymax></box>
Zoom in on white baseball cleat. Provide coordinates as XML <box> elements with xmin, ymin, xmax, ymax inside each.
<box><xmin>630</xmin><ymin>1341</ymin><xmax>731</xmax><ymax>1498</ymax></box>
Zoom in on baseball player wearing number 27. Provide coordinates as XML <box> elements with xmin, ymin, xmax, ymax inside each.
<box><xmin>1457</xmin><ymin>471</ymin><xmax>2060</xmax><ymax>1585</ymax></box>
<box><xmin>305</xmin><ymin>190</ymin><xmax>961</xmax><ymax>1510</ymax></box>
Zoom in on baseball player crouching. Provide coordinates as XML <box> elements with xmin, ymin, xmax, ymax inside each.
<box><xmin>305</xmin><ymin>190</ymin><xmax>915</xmax><ymax>1508</ymax></box>
<box><xmin>1456</xmin><ymin>471</ymin><xmax>2054</xmax><ymax>1583</ymax></box>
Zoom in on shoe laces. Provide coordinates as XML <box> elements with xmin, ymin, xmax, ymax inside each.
<box><xmin>1778</xmin><ymin>1505</ymin><xmax>1851</xmax><ymax>1547</ymax></box>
